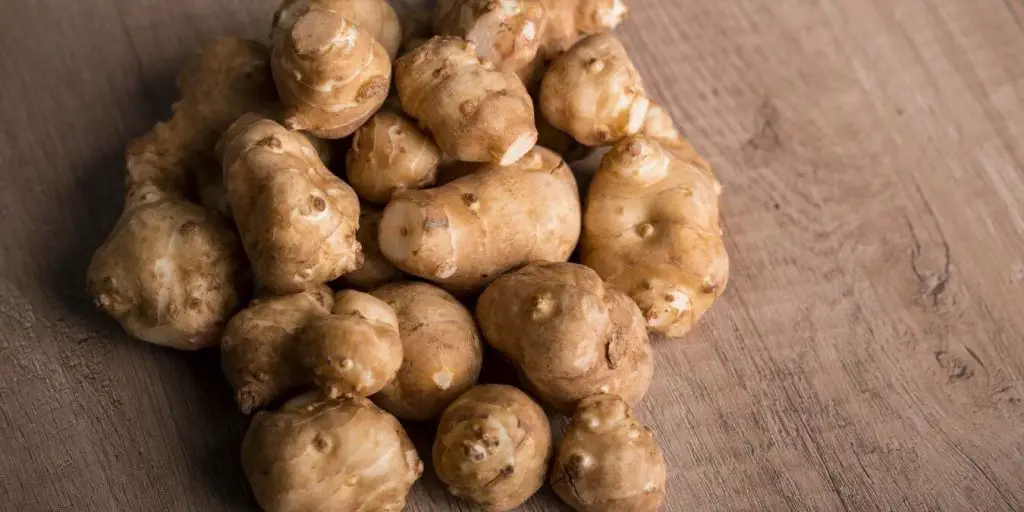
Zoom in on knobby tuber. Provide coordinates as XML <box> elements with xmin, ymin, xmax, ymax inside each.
<box><xmin>220</xmin><ymin>286</ymin><xmax>334</xmax><ymax>413</ymax></box>
<box><xmin>242</xmin><ymin>392</ymin><xmax>422</xmax><ymax>512</ymax></box>
<box><xmin>582</xmin><ymin>135</ymin><xmax>728</xmax><ymax>337</ymax></box>
<box><xmin>378</xmin><ymin>146</ymin><xmax>580</xmax><ymax>295</ymax></box>
<box><xmin>476</xmin><ymin>262</ymin><xmax>653</xmax><ymax>412</ymax></box>
<box><xmin>219</xmin><ymin>114</ymin><xmax>362</xmax><ymax>294</ymax></box>
<box><xmin>433</xmin><ymin>385</ymin><xmax>552</xmax><ymax>511</ymax></box>
<box><xmin>551</xmin><ymin>394</ymin><xmax>667</xmax><ymax>511</ymax></box>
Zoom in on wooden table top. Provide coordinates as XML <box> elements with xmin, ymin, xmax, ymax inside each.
<box><xmin>2</xmin><ymin>0</ymin><xmax>1023</xmax><ymax>510</ymax></box>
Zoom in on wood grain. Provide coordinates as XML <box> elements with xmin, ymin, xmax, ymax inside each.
<box><xmin>2</xmin><ymin>0</ymin><xmax>1023</xmax><ymax>510</ymax></box>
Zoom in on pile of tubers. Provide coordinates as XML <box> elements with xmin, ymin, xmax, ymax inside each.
<box><xmin>87</xmin><ymin>0</ymin><xmax>728</xmax><ymax>510</ymax></box>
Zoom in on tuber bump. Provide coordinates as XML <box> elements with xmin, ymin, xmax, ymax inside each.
<box><xmin>220</xmin><ymin>286</ymin><xmax>334</xmax><ymax>414</ymax></box>
<box><xmin>378</xmin><ymin>146</ymin><xmax>580</xmax><ymax>295</ymax></box>
<box><xmin>539</xmin><ymin>33</ymin><xmax>649</xmax><ymax>147</ymax></box>
<box><xmin>242</xmin><ymin>392</ymin><xmax>423</xmax><ymax>512</ymax></box>
<box><xmin>433</xmin><ymin>385</ymin><xmax>552</xmax><ymax>511</ymax></box>
<box><xmin>298</xmin><ymin>290</ymin><xmax>402</xmax><ymax>398</ymax></box>
<box><xmin>271</xmin><ymin>4</ymin><xmax>391</xmax><ymax>138</ymax></box>
<box><xmin>476</xmin><ymin>262</ymin><xmax>653</xmax><ymax>412</ymax></box>
<box><xmin>219</xmin><ymin>114</ymin><xmax>362</xmax><ymax>294</ymax></box>
<box><xmin>582</xmin><ymin>135</ymin><xmax>728</xmax><ymax>337</ymax></box>
<box><xmin>346</xmin><ymin>110</ymin><xmax>442</xmax><ymax>204</ymax></box>
<box><xmin>550</xmin><ymin>394</ymin><xmax>667</xmax><ymax>511</ymax></box>
<box><xmin>370</xmin><ymin>282</ymin><xmax>484</xmax><ymax>421</ymax></box>
<box><xmin>395</xmin><ymin>36</ymin><xmax>538</xmax><ymax>165</ymax></box>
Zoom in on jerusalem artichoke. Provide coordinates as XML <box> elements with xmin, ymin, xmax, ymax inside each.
<box><xmin>219</xmin><ymin>114</ymin><xmax>362</xmax><ymax>294</ymax></box>
<box><xmin>345</xmin><ymin>110</ymin><xmax>442</xmax><ymax>204</ymax></box>
<box><xmin>378</xmin><ymin>146</ymin><xmax>580</xmax><ymax>295</ymax></box>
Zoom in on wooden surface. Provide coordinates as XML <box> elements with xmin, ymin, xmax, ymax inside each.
<box><xmin>2</xmin><ymin>0</ymin><xmax>1023</xmax><ymax>510</ymax></box>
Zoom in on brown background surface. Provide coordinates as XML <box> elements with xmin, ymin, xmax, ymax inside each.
<box><xmin>2</xmin><ymin>0</ymin><xmax>1023</xmax><ymax>510</ymax></box>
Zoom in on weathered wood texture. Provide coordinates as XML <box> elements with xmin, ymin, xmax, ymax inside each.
<box><xmin>2</xmin><ymin>0</ymin><xmax>1023</xmax><ymax>510</ymax></box>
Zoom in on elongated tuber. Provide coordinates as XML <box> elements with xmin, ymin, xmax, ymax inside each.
<box><xmin>539</xmin><ymin>33</ymin><xmax>649</xmax><ymax>147</ymax></box>
<box><xmin>434</xmin><ymin>385</ymin><xmax>552</xmax><ymax>511</ymax></box>
<box><xmin>87</xmin><ymin>186</ymin><xmax>249</xmax><ymax>350</ymax></box>
<box><xmin>242</xmin><ymin>392</ymin><xmax>423</xmax><ymax>512</ymax></box>
<box><xmin>273</xmin><ymin>0</ymin><xmax>402</xmax><ymax>59</ymax></box>
<box><xmin>271</xmin><ymin>5</ymin><xmax>391</xmax><ymax>138</ymax></box>
<box><xmin>582</xmin><ymin>135</ymin><xmax>728</xmax><ymax>338</ymax></box>
<box><xmin>476</xmin><ymin>262</ymin><xmax>653</xmax><ymax>412</ymax></box>
<box><xmin>551</xmin><ymin>394</ymin><xmax>667</xmax><ymax>511</ymax></box>
<box><xmin>220</xmin><ymin>286</ymin><xmax>334</xmax><ymax>413</ymax></box>
<box><xmin>342</xmin><ymin>206</ymin><xmax>405</xmax><ymax>290</ymax></box>
<box><xmin>219</xmin><ymin>114</ymin><xmax>362</xmax><ymax>294</ymax></box>
<box><xmin>395</xmin><ymin>36</ymin><xmax>537</xmax><ymax>165</ymax></box>
<box><xmin>298</xmin><ymin>290</ymin><xmax>402</xmax><ymax>398</ymax></box>
<box><xmin>346</xmin><ymin>110</ymin><xmax>442</xmax><ymax>204</ymax></box>
<box><xmin>370</xmin><ymin>282</ymin><xmax>483</xmax><ymax>421</ymax></box>
<box><xmin>378</xmin><ymin>146</ymin><xmax>580</xmax><ymax>294</ymax></box>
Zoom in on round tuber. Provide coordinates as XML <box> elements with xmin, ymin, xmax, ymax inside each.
<box><xmin>395</xmin><ymin>36</ymin><xmax>538</xmax><ymax>165</ymax></box>
<box><xmin>378</xmin><ymin>146</ymin><xmax>581</xmax><ymax>295</ymax></box>
<box><xmin>271</xmin><ymin>4</ymin><xmax>391</xmax><ymax>138</ymax></box>
<box><xmin>219</xmin><ymin>114</ymin><xmax>362</xmax><ymax>294</ymax></box>
<box><xmin>220</xmin><ymin>286</ymin><xmax>334</xmax><ymax>414</ymax></box>
<box><xmin>539</xmin><ymin>33</ymin><xmax>649</xmax><ymax>147</ymax></box>
<box><xmin>476</xmin><ymin>262</ymin><xmax>654</xmax><ymax>412</ymax></box>
<box><xmin>582</xmin><ymin>135</ymin><xmax>728</xmax><ymax>338</ymax></box>
<box><xmin>370</xmin><ymin>281</ymin><xmax>484</xmax><ymax>421</ymax></box>
<box><xmin>433</xmin><ymin>385</ymin><xmax>552</xmax><ymax>511</ymax></box>
<box><xmin>298</xmin><ymin>290</ymin><xmax>403</xmax><ymax>398</ymax></box>
<box><xmin>550</xmin><ymin>394</ymin><xmax>667</xmax><ymax>511</ymax></box>
<box><xmin>241</xmin><ymin>392</ymin><xmax>423</xmax><ymax>512</ymax></box>
<box><xmin>345</xmin><ymin>110</ymin><xmax>442</xmax><ymax>204</ymax></box>
<box><xmin>87</xmin><ymin>187</ymin><xmax>249</xmax><ymax>350</ymax></box>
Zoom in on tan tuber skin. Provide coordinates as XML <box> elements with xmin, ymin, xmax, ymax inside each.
<box><xmin>538</xmin><ymin>0</ymin><xmax>628</xmax><ymax>57</ymax></box>
<box><xmin>432</xmin><ymin>0</ymin><xmax>628</xmax><ymax>85</ymax></box>
<box><xmin>434</xmin><ymin>0</ymin><xmax>547</xmax><ymax>81</ymax></box>
<box><xmin>87</xmin><ymin>186</ymin><xmax>249</xmax><ymax>350</ymax></box>
<box><xmin>242</xmin><ymin>392</ymin><xmax>423</xmax><ymax>512</ymax></box>
<box><xmin>433</xmin><ymin>385</ymin><xmax>552</xmax><ymax>511</ymax></box>
<box><xmin>370</xmin><ymin>282</ymin><xmax>484</xmax><ymax>421</ymax></box>
<box><xmin>273</xmin><ymin>0</ymin><xmax>402</xmax><ymax>59</ymax></box>
<box><xmin>582</xmin><ymin>135</ymin><xmax>728</xmax><ymax>338</ymax></box>
<box><xmin>271</xmin><ymin>5</ymin><xmax>391</xmax><ymax>138</ymax></box>
<box><xmin>378</xmin><ymin>146</ymin><xmax>581</xmax><ymax>295</ymax></box>
<box><xmin>540</xmin><ymin>33</ymin><xmax>649</xmax><ymax>147</ymax></box>
<box><xmin>346</xmin><ymin>110</ymin><xmax>442</xmax><ymax>204</ymax></box>
<box><xmin>551</xmin><ymin>394</ymin><xmax>667</xmax><ymax>512</ymax></box>
<box><xmin>219</xmin><ymin>114</ymin><xmax>362</xmax><ymax>294</ymax></box>
<box><xmin>220</xmin><ymin>286</ymin><xmax>334</xmax><ymax>414</ymax></box>
<box><xmin>299</xmin><ymin>290</ymin><xmax>403</xmax><ymax>398</ymax></box>
<box><xmin>476</xmin><ymin>262</ymin><xmax>653</xmax><ymax>412</ymax></box>
<box><xmin>341</xmin><ymin>206</ymin><xmax>405</xmax><ymax>290</ymax></box>
<box><xmin>395</xmin><ymin>36</ymin><xmax>538</xmax><ymax>166</ymax></box>
<box><xmin>124</xmin><ymin>38</ymin><xmax>276</xmax><ymax>208</ymax></box>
